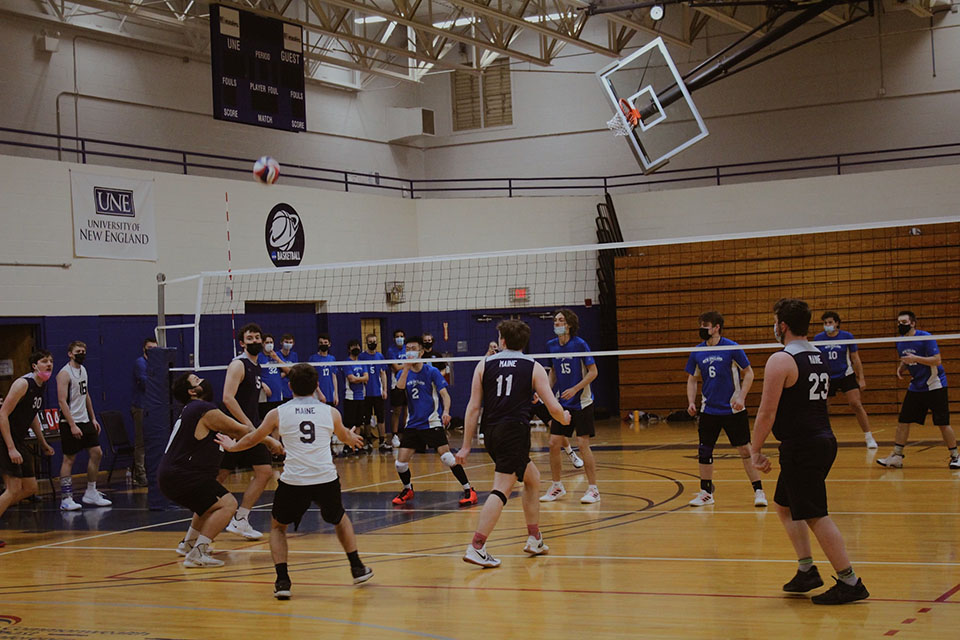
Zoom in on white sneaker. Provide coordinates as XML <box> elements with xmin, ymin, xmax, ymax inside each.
<box><xmin>567</xmin><ymin>450</ymin><xmax>584</xmax><ymax>469</ymax></box>
<box><xmin>523</xmin><ymin>535</ymin><xmax>549</xmax><ymax>556</ymax></box>
<box><xmin>391</xmin><ymin>435</ymin><xmax>401</xmax><ymax>448</ymax></box>
<box><xmin>865</xmin><ymin>434</ymin><xmax>878</xmax><ymax>449</ymax></box>
<box><xmin>689</xmin><ymin>490</ymin><xmax>715</xmax><ymax>506</ymax></box>
<box><xmin>539</xmin><ymin>483</ymin><xmax>566</xmax><ymax>502</ymax></box>
<box><xmin>754</xmin><ymin>489</ymin><xmax>768</xmax><ymax>507</ymax></box>
<box><xmin>82</xmin><ymin>490</ymin><xmax>112</xmax><ymax>507</ymax></box>
<box><xmin>176</xmin><ymin>539</ymin><xmax>194</xmax><ymax>557</ymax></box>
<box><xmin>60</xmin><ymin>496</ymin><xmax>82</xmax><ymax>511</ymax></box>
<box><xmin>183</xmin><ymin>543</ymin><xmax>224</xmax><ymax>568</ymax></box>
<box><xmin>949</xmin><ymin>456</ymin><xmax>960</xmax><ymax>470</ymax></box>
<box><xmin>580</xmin><ymin>487</ymin><xmax>601</xmax><ymax>504</ymax></box>
<box><xmin>463</xmin><ymin>544</ymin><xmax>501</xmax><ymax>568</ymax></box>
<box><xmin>477</xmin><ymin>432</ymin><xmax>485</xmax><ymax>441</ymax></box>
<box><xmin>226</xmin><ymin>516</ymin><xmax>263</xmax><ymax>540</ymax></box>
<box><xmin>877</xmin><ymin>453</ymin><xmax>904</xmax><ymax>468</ymax></box>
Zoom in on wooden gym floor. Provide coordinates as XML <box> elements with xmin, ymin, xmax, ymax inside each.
<box><xmin>0</xmin><ymin>416</ymin><xmax>958</xmax><ymax>639</ymax></box>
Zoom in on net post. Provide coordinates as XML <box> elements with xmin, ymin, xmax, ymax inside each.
<box><xmin>156</xmin><ymin>272</ymin><xmax>167</xmax><ymax>348</ymax></box>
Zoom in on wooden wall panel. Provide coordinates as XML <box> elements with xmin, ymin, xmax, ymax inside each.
<box><xmin>616</xmin><ymin>222</ymin><xmax>960</xmax><ymax>415</ymax></box>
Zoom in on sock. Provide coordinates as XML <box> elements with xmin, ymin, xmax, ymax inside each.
<box><xmin>399</xmin><ymin>469</ymin><xmax>412</xmax><ymax>488</ymax></box>
<box><xmin>471</xmin><ymin>532</ymin><xmax>487</xmax><ymax>550</ymax></box>
<box><xmin>60</xmin><ymin>476</ymin><xmax>73</xmax><ymax>500</ymax></box>
<box><xmin>346</xmin><ymin>550</ymin><xmax>363</xmax><ymax>569</ymax></box>
<box><xmin>236</xmin><ymin>507</ymin><xmax>250</xmax><ymax>520</ymax></box>
<box><xmin>752</xmin><ymin>480</ymin><xmax>763</xmax><ymax>491</ymax></box>
<box><xmin>196</xmin><ymin>534</ymin><xmax>212</xmax><ymax>546</ymax></box>
<box><xmin>184</xmin><ymin>526</ymin><xmax>200</xmax><ymax>543</ymax></box>
<box><xmin>893</xmin><ymin>443</ymin><xmax>905</xmax><ymax>456</ymax></box>
<box><xmin>451</xmin><ymin>464</ymin><xmax>469</xmax><ymax>486</ymax></box>
<box><xmin>949</xmin><ymin>447</ymin><xmax>958</xmax><ymax>459</ymax></box>
<box><xmin>700</xmin><ymin>479</ymin><xmax>714</xmax><ymax>494</ymax></box>
<box><xmin>797</xmin><ymin>557</ymin><xmax>813</xmax><ymax>572</ymax></box>
<box><xmin>275</xmin><ymin>562</ymin><xmax>289</xmax><ymax>580</ymax></box>
<box><xmin>563</xmin><ymin>446</ymin><xmax>573</xmax><ymax>454</ymax></box>
<box><xmin>87</xmin><ymin>481</ymin><xmax>97</xmax><ymax>493</ymax></box>
<box><xmin>526</xmin><ymin>524</ymin><xmax>541</xmax><ymax>539</ymax></box>
<box><xmin>588</xmin><ymin>484</ymin><xmax>598</xmax><ymax>492</ymax></box>
<box><xmin>838</xmin><ymin>566</ymin><xmax>858</xmax><ymax>586</ymax></box>
<box><xmin>864</xmin><ymin>431</ymin><xmax>873</xmax><ymax>440</ymax></box>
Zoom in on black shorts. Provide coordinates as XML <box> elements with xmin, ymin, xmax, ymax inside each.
<box><xmin>60</xmin><ymin>421</ymin><xmax>101</xmax><ymax>456</ymax></box>
<box><xmin>550</xmin><ymin>405</ymin><xmax>595</xmax><ymax>438</ymax></box>
<box><xmin>159</xmin><ymin>472</ymin><xmax>229</xmax><ymax>516</ymax></box>
<box><xmin>399</xmin><ymin>427</ymin><xmax>449</xmax><ymax>451</ymax></box>
<box><xmin>774</xmin><ymin>436</ymin><xmax>837</xmax><ymax>521</ymax></box>
<box><xmin>343</xmin><ymin>399</ymin><xmax>367</xmax><ymax>428</ymax></box>
<box><xmin>365</xmin><ymin>397</ymin><xmax>385</xmax><ymax>423</ymax></box>
<box><xmin>272</xmin><ymin>478</ymin><xmax>345</xmax><ymax>528</ymax></box>
<box><xmin>698</xmin><ymin>411</ymin><xmax>750</xmax><ymax>448</ymax></box>
<box><xmin>899</xmin><ymin>388</ymin><xmax>950</xmax><ymax>426</ymax></box>
<box><xmin>389</xmin><ymin>387</ymin><xmax>407</xmax><ymax>407</ymax></box>
<box><xmin>827</xmin><ymin>374</ymin><xmax>860</xmax><ymax>397</ymax></box>
<box><xmin>0</xmin><ymin>438</ymin><xmax>35</xmax><ymax>479</ymax></box>
<box><xmin>219</xmin><ymin>443</ymin><xmax>273</xmax><ymax>470</ymax></box>
<box><xmin>484</xmin><ymin>422</ymin><xmax>531</xmax><ymax>481</ymax></box>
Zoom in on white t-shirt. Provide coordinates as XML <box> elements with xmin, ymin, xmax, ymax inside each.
<box><xmin>60</xmin><ymin>363</ymin><xmax>89</xmax><ymax>422</ymax></box>
<box><xmin>276</xmin><ymin>396</ymin><xmax>337</xmax><ymax>485</ymax></box>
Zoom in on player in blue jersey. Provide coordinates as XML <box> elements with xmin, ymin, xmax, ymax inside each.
<box><xmin>342</xmin><ymin>339</ymin><xmax>368</xmax><ymax>455</ymax></box>
<box><xmin>392</xmin><ymin>336</ymin><xmax>477</xmax><ymax>507</ymax></box>
<box><xmin>258</xmin><ymin>334</ymin><xmax>289</xmax><ymax>419</ymax></box>
<box><xmin>685</xmin><ymin>311</ymin><xmax>765</xmax><ymax>508</ymax></box>
<box><xmin>539</xmin><ymin>308</ymin><xmax>601</xmax><ymax>504</ymax></box>
<box><xmin>813</xmin><ymin>312</ymin><xmax>876</xmax><ymax>449</ymax></box>
<box><xmin>878</xmin><ymin>310</ymin><xmax>959</xmax><ymax>469</ymax></box>
<box><xmin>307</xmin><ymin>334</ymin><xmax>336</xmax><ymax>407</ymax></box>
<box><xmin>359</xmin><ymin>333</ymin><xmax>389</xmax><ymax>452</ymax></box>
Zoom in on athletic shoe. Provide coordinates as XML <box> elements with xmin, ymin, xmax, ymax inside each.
<box><xmin>864</xmin><ymin>434</ymin><xmax>878</xmax><ymax>449</ymax></box>
<box><xmin>580</xmin><ymin>487</ymin><xmax>601</xmax><ymax>504</ymax></box>
<box><xmin>391</xmin><ymin>435</ymin><xmax>401</xmax><ymax>448</ymax></box>
<box><xmin>811</xmin><ymin>577</ymin><xmax>870</xmax><ymax>605</ymax></box>
<box><xmin>183</xmin><ymin>543</ymin><xmax>224</xmax><ymax>568</ymax></box>
<box><xmin>782</xmin><ymin>565</ymin><xmax>823</xmax><ymax>593</ymax></box>
<box><xmin>379</xmin><ymin>443</ymin><xmax>392</xmax><ymax>453</ymax></box>
<box><xmin>391</xmin><ymin>488</ymin><xmax>414</xmax><ymax>505</ymax></box>
<box><xmin>539</xmin><ymin>483</ymin><xmax>566</xmax><ymax>502</ymax></box>
<box><xmin>459</xmin><ymin>488</ymin><xmax>478</xmax><ymax>506</ymax></box>
<box><xmin>523</xmin><ymin>535</ymin><xmax>549</xmax><ymax>556</ymax></box>
<box><xmin>949</xmin><ymin>456</ymin><xmax>960</xmax><ymax>470</ymax></box>
<box><xmin>876</xmin><ymin>453</ymin><xmax>904</xmax><ymax>468</ymax></box>
<box><xmin>226</xmin><ymin>516</ymin><xmax>263</xmax><ymax>540</ymax></box>
<box><xmin>688</xmin><ymin>490</ymin><xmax>714</xmax><ymax>506</ymax></box>
<box><xmin>477</xmin><ymin>432</ymin><xmax>485</xmax><ymax>442</ymax></box>
<box><xmin>567</xmin><ymin>450</ymin><xmax>584</xmax><ymax>469</ymax></box>
<box><xmin>176</xmin><ymin>539</ymin><xmax>194</xmax><ymax>557</ymax></box>
<box><xmin>351</xmin><ymin>565</ymin><xmax>374</xmax><ymax>584</ymax></box>
<box><xmin>274</xmin><ymin>577</ymin><xmax>292</xmax><ymax>600</ymax></box>
<box><xmin>0</xmin><ymin>540</ymin><xmax>4</xmax><ymax>548</ymax></box>
<box><xmin>463</xmin><ymin>544</ymin><xmax>501</xmax><ymax>568</ymax></box>
<box><xmin>754</xmin><ymin>489</ymin><xmax>768</xmax><ymax>507</ymax></box>
<box><xmin>81</xmin><ymin>491</ymin><xmax>112</xmax><ymax>507</ymax></box>
<box><xmin>60</xmin><ymin>496</ymin><xmax>82</xmax><ymax>511</ymax></box>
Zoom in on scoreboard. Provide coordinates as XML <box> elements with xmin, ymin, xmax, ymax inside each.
<box><xmin>209</xmin><ymin>4</ymin><xmax>306</xmax><ymax>132</ymax></box>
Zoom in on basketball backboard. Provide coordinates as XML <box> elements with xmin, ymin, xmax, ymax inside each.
<box><xmin>597</xmin><ymin>37</ymin><xmax>708</xmax><ymax>173</ymax></box>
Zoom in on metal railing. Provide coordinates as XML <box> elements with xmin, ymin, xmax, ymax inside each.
<box><xmin>2</xmin><ymin>125</ymin><xmax>959</xmax><ymax>198</ymax></box>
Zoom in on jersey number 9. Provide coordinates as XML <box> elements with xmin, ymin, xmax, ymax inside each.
<box><xmin>299</xmin><ymin>420</ymin><xmax>315</xmax><ymax>444</ymax></box>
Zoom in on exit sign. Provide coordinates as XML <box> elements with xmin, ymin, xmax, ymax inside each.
<box><xmin>509</xmin><ymin>287</ymin><xmax>529</xmax><ymax>302</ymax></box>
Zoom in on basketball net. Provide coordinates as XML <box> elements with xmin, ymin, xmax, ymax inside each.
<box><xmin>607</xmin><ymin>99</ymin><xmax>641</xmax><ymax>137</ymax></box>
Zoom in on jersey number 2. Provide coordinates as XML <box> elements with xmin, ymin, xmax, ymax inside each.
<box><xmin>299</xmin><ymin>420</ymin><xmax>316</xmax><ymax>444</ymax></box>
<box><xmin>808</xmin><ymin>373</ymin><xmax>829</xmax><ymax>400</ymax></box>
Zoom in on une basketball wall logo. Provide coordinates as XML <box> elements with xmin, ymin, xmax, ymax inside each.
<box><xmin>265</xmin><ymin>203</ymin><xmax>305</xmax><ymax>267</ymax></box>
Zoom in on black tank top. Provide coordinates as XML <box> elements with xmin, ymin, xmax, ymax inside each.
<box><xmin>9</xmin><ymin>374</ymin><xmax>45</xmax><ymax>438</ymax></box>
<box><xmin>772</xmin><ymin>341</ymin><xmax>834</xmax><ymax>443</ymax></box>
<box><xmin>227</xmin><ymin>355</ymin><xmax>262</xmax><ymax>426</ymax></box>
<box><xmin>159</xmin><ymin>400</ymin><xmax>222</xmax><ymax>477</ymax></box>
<box><xmin>481</xmin><ymin>350</ymin><xmax>536</xmax><ymax>428</ymax></box>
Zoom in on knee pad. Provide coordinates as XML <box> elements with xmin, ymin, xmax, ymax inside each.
<box><xmin>698</xmin><ymin>443</ymin><xmax>714</xmax><ymax>465</ymax></box>
<box><xmin>395</xmin><ymin>460</ymin><xmax>409</xmax><ymax>474</ymax></box>
<box><xmin>440</xmin><ymin>451</ymin><xmax>456</xmax><ymax>468</ymax></box>
<box><xmin>491</xmin><ymin>489</ymin><xmax>507</xmax><ymax>505</ymax></box>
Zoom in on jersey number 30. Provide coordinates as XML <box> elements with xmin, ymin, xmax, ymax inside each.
<box><xmin>808</xmin><ymin>373</ymin><xmax>829</xmax><ymax>400</ymax></box>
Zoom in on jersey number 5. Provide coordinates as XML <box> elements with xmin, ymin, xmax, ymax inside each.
<box><xmin>808</xmin><ymin>373</ymin><xmax>829</xmax><ymax>400</ymax></box>
<box><xmin>299</xmin><ymin>420</ymin><xmax>316</xmax><ymax>444</ymax></box>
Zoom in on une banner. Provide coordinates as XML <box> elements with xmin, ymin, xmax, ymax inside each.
<box><xmin>70</xmin><ymin>169</ymin><xmax>157</xmax><ymax>261</ymax></box>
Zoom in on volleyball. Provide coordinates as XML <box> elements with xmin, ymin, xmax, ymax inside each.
<box><xmin>253</xmin><ymin>156</ymin><xmax>280</xmax><ymax>184</ymax></box>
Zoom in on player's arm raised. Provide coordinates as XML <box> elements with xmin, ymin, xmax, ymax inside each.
<box><xmin>534</xmin><ymin>363</ymin><xmax>570</xmax><ymax>426</ymax></box>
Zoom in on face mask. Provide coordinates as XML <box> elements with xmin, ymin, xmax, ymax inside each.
<box><xmin>35</xmin><ymin>369</ymin><xmax>52</xmax><ymax>383</ymax></box>
<box><xmin>283</xmin><ymin>342</ymin><xmax>293</xmax><ymax>351</ymax></box>
<box><xmin>406</xmin><ymin>351</ymin><xmax>420</xmax><ymax>360</ymax></box>
<box><xmin>195</xmin><ymin>379</ymin><xmax>214</xmax><ymax>402</ymax></box>
<box><xmin>73</xmin><ymin>353</ymin><xmax>87</xmax><ymax>365</ymax></box>
<box><xmin>698</xmin><ymin>328</ymin><xmax>710</xmax><ymax>341</ymax></box>
<box><xmin>264</xmin><ymin>343</ymin><xmax>274</xmax><ymax>353</ymax></box>
<box><xmin>423</xmin><ymin>341</ymin><xmax>433</xmax><ymax>350</ymax></box>
<box><xmin>350</xmin><ymin>347</ymin><xmax>361</xmax><ymax>356</ymax></box>
<box><xmin>554</xmin><ymin>326</ymin><xmax>567</xmax><ymax>336</ymax></box>
<box><xmin>824</xmin><ymin>324</ymin><xmax>836</xmax><ymax>334</ymax></box>
<box><xmin>897</xmin><ymin>323</ymin><xmax>911</xmax><ymax>336</ymax></box>
<box><xmin>773</xmin><ymin>322</ymin><xmax>783</xmax><ymax>344</ymax></box>
<box><xmin>367</xmin><ymin>342</ymin><xmax>377</xmax><ymax>350</ymax></box>
<box><xmin>318</xmin><ymin>344</ymin><xmax>329</xmax><ymax>353</ymax></box>
<box><xmin>246</xmin><ymin>342</ymin><xmax>263</xmax><ymax>356</ymax></box>
<box><xmin>396</xmin><ymin>337</ymin><xmax>405</xmax><ymax>347</ymax></box>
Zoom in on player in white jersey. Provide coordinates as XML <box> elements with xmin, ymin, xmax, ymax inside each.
<box><xmin>217</xmin><ymin>363</ymin><xmax>373</xmax><ymax>599</ymax></box>
<box><xmin>57</xmin><ymin>341</ymin><xmax>111</xmax><ymax>510</ymax></box>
